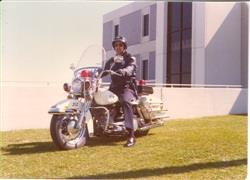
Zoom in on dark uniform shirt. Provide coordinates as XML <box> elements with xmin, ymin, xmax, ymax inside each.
<box><xmin>102</xmin><ymin>52</ymin><xmax>137</xmax><ymax>95</ymax></box>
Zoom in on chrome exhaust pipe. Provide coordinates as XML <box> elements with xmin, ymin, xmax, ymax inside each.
<box><xmin>138</xmin><ymin>120</ymin><xmax>164</xmax><ymax>131</ymax></box>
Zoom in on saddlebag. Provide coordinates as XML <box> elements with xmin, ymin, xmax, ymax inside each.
<box><xmin>138</xmin><ymin>95</ymin><xmax>166</xmax><ymax>121</ymax></box>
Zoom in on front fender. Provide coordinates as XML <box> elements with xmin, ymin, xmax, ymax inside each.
<box><xmin>48</xmin><ymin>99</ymin><xmax>69</xmax><ymax>114</ymax></box>
<box><xmin>48</xmin><ymin>99</ymin><xmax>83</xmax><ymax>114</ymax></box>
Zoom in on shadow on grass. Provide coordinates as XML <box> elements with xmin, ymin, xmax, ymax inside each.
<box><xmin>86</xmin><ymin>133</ymin><xmax>155</xmax><ymax>147</ymax></box>
<box><xmin>1</xmin><ymin>133</ymin><xmax>155</xmax><ymax>155</ymax></box>
<box><xmin>86</xmin><ymin>136</ymin><xmax>127</xmax><ymax>147</ymax></box>
<box><xmin>68</xmin><ymin>158</ymin><xmax>247</xmax><ymax>179</ymax></box>
<box><xmin>1</xmin><ymin>141</ymin><xmax>57</xmax><ymax>155</ymax></box>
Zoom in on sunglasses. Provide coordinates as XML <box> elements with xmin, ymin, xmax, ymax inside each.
<box><xmin>114</xmin><ymin>43</ymin><xmax>124</xmax><ymax>47</ymax></box>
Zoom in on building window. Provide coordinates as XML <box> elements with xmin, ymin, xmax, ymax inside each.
<box><xmin>167</xmin><ymin>2</ymin><xmax>192</xmax><ymax>84</ymax></box>
<box><xmin>143</xmin><ymin>14</ymin><xmax>149</xmax><ymax>36</ymax></box>
<box><xmin>114</xmin><ymin>25</ymin><xmax>119</xmax><ymax>37</ymax></box>
<box><xmin>142</xmin><ymin>60</ymin><xmax>149</xmax><ymax>80</ymax></box>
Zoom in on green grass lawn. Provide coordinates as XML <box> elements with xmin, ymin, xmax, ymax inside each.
<box><xmin>0</xmin><ymin>115</ymin><xmax>247</xmax><ymax>179</ymax></box>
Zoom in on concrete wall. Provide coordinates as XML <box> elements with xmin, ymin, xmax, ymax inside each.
<box><xmin>1</xmin><ymin>84</ymin><xmax>66</xmax><ymax>131</ymax></box>
<box><xmin>120</xmin><ymin>10</ymin><xmax>142</xmax><ymax>46</ymax></box>
<box><xmin>133</xmin><ymin>54</ymin><xmax>140</xmax><ymax>80</ymax></box>
<box><xmin>191</xmin><ymin>2</ymin><xmax>206</xmax><ymax>84</ymax></box>
<box><xmin>103</xmin><ymin>2</ymin><xmax>156</xmax><ymax>23</ymax></box>
<box><xmin>205</xmin><ymin>2</ymin><xmax>242</xmax><ymax>85</ymax></box>
<box><xmin>192</xmin><ymin>2</ymin><xmax>248</xmax><ymax>87</ymax></box>
<box><xmin>241</xmin><ymin>2</ymin><xmax>248</xmax><ymax>87</ymax></box>
<box><xmin>155</xmin><ymin>1</ymin><xmax>168</xmax><ymax>84</ymax></box>
<box><xmin>154</xmin><ymin>87</ymin><xmax>248</xmax><ymax>119</ymax></box>
<box><xmin>149</xmin><ymin>51</ymin><xmax>156</xmax><ymax>80</ymax></box>
<box><xmin>103</xmin><ymin>21</ymin><xmax>113</xmax><ymax>51</ymax></box>
<box><xmin>192</xmin><ymin>2</ymin><xmax>246</xmax><ymax>86</ymax></box>
<box><xmin>0</xmin><ymin>84</ymin><xmax>247</xmax><ymax>131</ymax></box>
<box><xmin>149</xmin><ymin>3</ymin><xmax>157</xmax><ymax>41</ymax></box>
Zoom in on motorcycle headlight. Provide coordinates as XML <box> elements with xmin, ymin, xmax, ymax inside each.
<box><xmin>72</xmin><ymin>78</ymin><xmax>82</xmax><ymax>95</ymax></box>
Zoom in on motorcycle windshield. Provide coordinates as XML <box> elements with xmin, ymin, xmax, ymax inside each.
<box><xmin>75</xmin><ymin>45</ymin><xmax>106</xmax><ymax>71</ymax></box>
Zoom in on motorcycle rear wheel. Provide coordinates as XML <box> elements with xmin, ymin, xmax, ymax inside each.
<box><xmin>50</xmin><ymin>115</ymin><xmax>88</xmax><ymax>150</ymax></box>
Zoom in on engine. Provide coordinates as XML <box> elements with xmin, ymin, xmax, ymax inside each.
<box><xmin>90</xmin><ymin>103</ymin><xmax>122</xmax><ymax>135</ymax></box>
<box><xmin>91</xmin><ymin>108</ymin><xmax>107</xmax><ymax>130</ymax></box>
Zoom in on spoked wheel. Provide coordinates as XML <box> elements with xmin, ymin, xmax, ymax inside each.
<box><xmin>50</xmin><ymin>114</ymin><xmax>88</xmax><ymax>150</ymax></box>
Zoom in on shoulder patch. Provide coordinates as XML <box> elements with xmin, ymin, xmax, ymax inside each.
<box><xmin>131</xmin><ymin>56</ymin><xmax>136</xmax><ymax>61</ymax></box>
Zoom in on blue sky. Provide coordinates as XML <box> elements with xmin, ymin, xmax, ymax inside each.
<box><xmin>1</xmin><ymin>1</ymin><xmax>132</xmax><ymax>83</ymax></box>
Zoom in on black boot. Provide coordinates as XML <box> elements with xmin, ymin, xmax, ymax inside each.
<box><xmin>124</xmin><ymin>128</ymin><xmax>136</xmax><ymax>147</ymax></box>
<box><xmin>125</xmin><ymin>137</ymin><xmax>136</xmax><ymax>147</ymax></box>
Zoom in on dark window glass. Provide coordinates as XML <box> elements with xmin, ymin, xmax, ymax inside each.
<box><xmin>171</xmin><ymin>74</ymin><xmax>180</xmax><ymax>84</ymax></box>
<box><xmin>182</xmin><ymin>73</ymin><xmax>191</xmax><ymax>84</ymax></box>
<box><xmin>182</xmin><ymin>29</ymin><xmax>191</xmax><ymax>49</ymax></box>
<box><xmin>182</xmin><ymin>29</ymin><xmax>191</xmax><ymax>73</ymax></box>
<box><xmin>170</xmin><ymin>2</ymin><xmax>181</xmax><ymax>32</ymax></box>
<box><xmin>183</xmin><ymin>2</ymin><xmax>192</xmax><ymax>29</ymax></box>
<box><xmin>170</xmin><ymin>32</ymin><xmax>181</xmax><ymax>51</ymax></box>
<box><xmin>182</xmin><ymin>48</ymin><xmax>191</xmax><ymax>73</ymax></box>
<box><xmin>143</xmin><ymin>14</ymin><xmax>149</xmax><ymax>36</ymax></box>
<box><xmin>171</xmin><ymin>51</ymin><xmax>180</xmax><ymax>74</ymax></box>
<box><xmin>142</xmin><ymin>60</ymin><xmax>148</xmax><ymax>80</ymax></box>
<box><xmin>167</xmin><ymin>2</ymin><xmax>192</xmax><ymax>85</ymax></box>
<box><xmin>114</xmin><ymin>25</ymin><xmax>119</xmax><ymax>37</ymax></box>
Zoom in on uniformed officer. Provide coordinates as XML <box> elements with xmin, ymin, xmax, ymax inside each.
<box><xmin>102</xmin><ymin>36</ymin><xmax>137</xmax><ymax>147</ymax></box>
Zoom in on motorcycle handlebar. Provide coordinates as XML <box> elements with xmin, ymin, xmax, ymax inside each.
<box><xmin>98</xmin><ymin>70</ymin><xmax>122</xmax><ymax>79</ymax></box>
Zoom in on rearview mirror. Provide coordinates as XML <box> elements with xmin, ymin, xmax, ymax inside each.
<box><xmin>70</xmin><ymin>63</ymin><xmax>75</xmax><ymax>71</ymax></box>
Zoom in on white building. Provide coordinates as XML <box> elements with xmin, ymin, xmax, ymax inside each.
<box><xmin>103</xmin><ymin>2</ymin><xmax>248</xmax><ymax>87</ymax></box>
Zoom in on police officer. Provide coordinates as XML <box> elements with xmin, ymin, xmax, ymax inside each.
<box><xmin>102</xmin><ymin>36</ymin><xmax>137</xmax><ymax>147</ymax></box>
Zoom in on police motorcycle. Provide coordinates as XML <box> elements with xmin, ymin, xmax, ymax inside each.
<box><xmin>48</xmin><ymin>45</ymin><xmax>168</xmax><ymax>150</ymax></box>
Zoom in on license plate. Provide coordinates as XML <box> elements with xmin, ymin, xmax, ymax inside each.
<box><xmin>68</xmin><ymin>100</ymin><xmax>81</xmax><ymax>110</ymax></box>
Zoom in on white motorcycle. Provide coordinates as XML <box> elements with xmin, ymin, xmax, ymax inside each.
<box><xmin>48</xmin><ymin>45</ymin><xmax>168</xmax><ymax>150</ymax></box>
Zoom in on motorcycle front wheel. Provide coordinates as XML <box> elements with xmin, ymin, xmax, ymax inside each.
<box><xmin>50</xmin><ymin>114</ymin><xmax>88</xmax><ymax>150</ymax></box>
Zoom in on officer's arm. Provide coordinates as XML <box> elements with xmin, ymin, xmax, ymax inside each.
<box><xmin>101</xmin><ymin>59</ymin><xmax>112</xmax><ymax>78</ymax></box>
<box><xmin>119</xmin><ymin>57</ymin><xmax>136</xmax><ymax>76</ymax></box>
